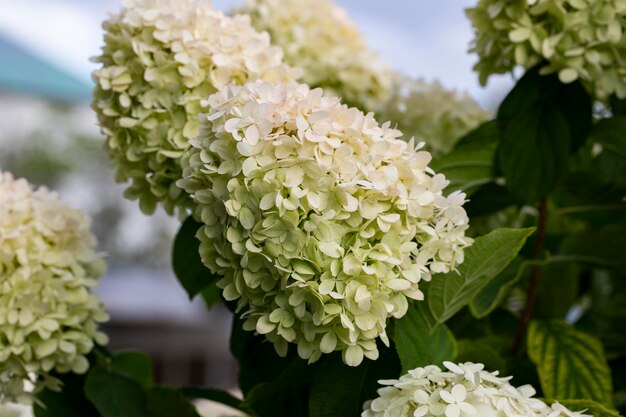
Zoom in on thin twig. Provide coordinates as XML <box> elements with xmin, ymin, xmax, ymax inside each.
<box><xmin>511</xmin><ymin>197</ymin><xmax>548</xmax><ymax>355</ymax></box>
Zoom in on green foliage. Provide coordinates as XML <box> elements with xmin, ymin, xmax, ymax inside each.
<box><xmin>146</xmin><ymin>387</ymin><xmax>201</xmax><ymax>417</ymax></box>
<box><xmin>34</xmin><ymin>372</ymin><xmax>101</xmax><ymax>417</ymax></box>
<box><xmin>419</xmin><ymin>227</ymin><xmax>535</xmax><ymax>329</ymax></box>
<box><xmin>430</xmin><ymin>120</ymin><xmax>498</xmax><ymax>195</ymax></box>
<box><xmin>111</xmin><ymin>351</ymin><xmax>153</xmax><ymax>389</ymax></box>
<box><xmin>469</xmin><ymin>257</ymin><xmax>528</xmax><ymax>318</ymax></box>
<box><xmin>308</xmin><ymin>346</ymin><xmax>401</xmax><ymax>417</ymax></box>
<box><xmin>172</xmin><ymin>216</ymin><xmax>221</xmax><ymax>304</ymax></box>
<box><xmin>591</xmin><ymin>116</ymin><xmax>626</xmax><ymax>158</ymax></box>
<box><xmin>394</xmin><ymin>302</ymin><xmax>457</xmax><ymax>373</ymax></box>
<box><xmin>528</xmin><ymin>321</ymin><xmax>614</xmax><ymax>407</ymax></box>
<box><xmin>85</xmin><ymin>366</ymin><xmax>152</xmax><ymax>417</ymax></box>
<box><xmin>549</xmin><ymin>399</ymin><xmax>623</xmax><ymax>417</ymax></box>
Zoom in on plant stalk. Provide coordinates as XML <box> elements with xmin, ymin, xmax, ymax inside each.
<box><xmin>511</xmin><ymin>197</ymin><xmax>548</xmax><ymax>355</ymax></box>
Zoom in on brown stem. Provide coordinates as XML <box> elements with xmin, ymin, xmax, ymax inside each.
<box><xmin>511</xmin><ymin>197</ymin><xmax>549</xmax><ymax>355</ymax></box>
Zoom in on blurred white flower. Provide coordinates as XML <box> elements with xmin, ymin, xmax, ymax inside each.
<box><xmin>236</xmin><ymin>0</ymin><xmax>392</xmax><ymax>111</ymax></box>
<box><xmin>0</xmin><ymin>172</ymin><xmax>108</xmax><ymax>403</ymax></box>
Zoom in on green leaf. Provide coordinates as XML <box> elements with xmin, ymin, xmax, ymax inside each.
<box><xmin>147</xmin><ymin>386</ymin><xmax>201</xmax><ymax>417</ymax></box>
<box><xmin>182</xmin><ymin>387</ymin><xmax>246</xmax><ymax>414</ymax></box>
<box><xmin>230</xmin><ymin>316</ymin><xmax>311</xmax><ymax>417</ymax></box>
<box><xmin>470</xmin><ymin>257</ymin><xmax>529</xmax><ymax>318</ymax></box>
<box><xmin>111</xmin><ymin>351</ymin><xmax>153</xmax><ymax>389</ymax></box>
<box><xmin>456</xmin><ymin>338</ymin><xmax>506</xmax><ymax>374</ymax></box>
<box><xmin>420</xmin><ymin>227</ymin><xmax>535</xmax><ymax>329</ymax></box>
<box><xmin>84</xmin><ymin>366</ymin><xmax>152</xmax><ymax>417</ymax></box>
<box><xmin>527</xmin><ymin>320</ymin><xmax>613</xmax><ymax>407</ymax></box>
<box><xmin>547</xmin><ymin>399</ymin><xmax>623</xmax><ymax>417</ymax></box>
<box><xmin>558</xmin><ymin>226</ymin><xmax>626</xmax><ymax>272</ymax></box>
<box><xmin>464</xmin><ymin>183</ymin><xmax>515</xmax><ymax>217</ymax></box>
<box><xmin>497</xmin><ymin>65</ymin><xmax>591</xmax><ymax>203</ymax></box>
<box><xmin>431</xmin><ymin>120</ymin><xmax>498</xmax><ymax>195</ymax></box>
<box><xmin>35</xmin><ymin>372</ymin><xmax>101</xmax><ymax>417</ymax></box>
<box><xmin>172</xmin><ymin>216</ymin><xmax>220</xmax><ymax>300</ymax></box>
<box><xmin>591</xmin><ymin>116</ymin><xmax>626</xmax><ymax>158</ymax></box>
<box><xmin>309</xmin><ymin>346</ymin><xmax>401</xmax><ymax>417</ymax></box>
<box><xmin>534</xmin><ymin>262</ymin><xmax>580</xmax><ymax>319</ymax></box>
<box><xmin>394</xmin><ymin>302</ymin><xmax>456</xmax><ymax>373</ymax></box>
<box><xmin>498</xmin><ymin>101</ymin><xmax>570</xmax><ymax>203</ymax></box>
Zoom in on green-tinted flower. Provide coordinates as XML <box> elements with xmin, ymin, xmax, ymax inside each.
<box><xmin>179</xmin><ymin>82</ymin><xmax>472</xmax><ymax>366</ymax></box>
<box><xmin>92</xmin><ymin>0</ymin><xmax>296</xmax><ymax>216</ymax></box>
<box><xmin>363</xmin><ymin>362</ymin><xmax>590</xmax><ymax>417</ymax></box>
<box><xmin>377</xmin><ymin>76</ymin><xmax>490</xmax><ymax>155</ymax></box>
<box><xmin>235</xmin><ymin>0</ymin><xmax>392</xmax><ymax>111</ymax></box>
<box><xmin>467</xmin><ymin>0</ymin><xmax>626</xmax><ymax>100</ymax></box>
<box><xmin>0</xmin><ymin>172</ymin><xmax>108</xmax><ymax>403</ymax></box>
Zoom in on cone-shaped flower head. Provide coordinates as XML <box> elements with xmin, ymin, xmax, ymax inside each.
<box><xmin>236</xmin><ymin>0</ymin><xmax>392</xmax><ymax>111</ymax></box>
<box><xmin>467</xmin><ymin>0</ymin><xmax>626</xmax><ymax>100</ymax></box>
<box><xmin>179</xmin><ymin>82</ymin><xmax>472</xmax><ymax>366</ymax></box>
<box><xmin>0</xmin><ymin>173</ymin><xmax>108</xmax><ymax>402</ymax></box>
<box><xmin>92</xmin><ymin>0</ymin><xmax>296</xmax><ymax>215</ymax></box>
<box><xmin>363</xmin><ymin>362</ymin><xmax>591</xmax><ymax>417</ymax></box>
<box><xmin>377</xmin><ymin>76</ymin><xmax>490</xmax><ymax>155</ymax></box>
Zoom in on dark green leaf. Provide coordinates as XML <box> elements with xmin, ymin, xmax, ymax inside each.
<box><xmin>182</xmin><ymin>387</ymin><xmax>246</xmax><ymax>413</ymax></box>
<box><xmin>528</xmin><ymin>320</ymin><xmax>613</xmax><ymax>407</ymax></box>
<box><xmin>591</xmin><ymin>116</ymin><xmax>626</xmax><ymax>158</ymax></box>
<box><xmin>548</xmin><ymin>399</ymin><xmax>623</xmax><ymax>417</ymax></box>
<box><xmin>35</xmin><ymin>372</ymin><xmax>101</xmax><ymax>417</ymax></box>
<box><xmin>497</xmin><ymin>65</ymin><xmax>591</xmax><ymax>203</ymax></box>
<box><xmin>431</xmin><ymin>121</ymin><xmax>498</xmax><ymax>195</ymax></box>
<box><xmin>309</xmin><ymin>346</ymin><xmax>401</xmax><ymax>417</ymax></box>
<box><xmin>172</xmin><ymin>216</ymin><xmax>220</xmax><ymax>300</ymax></box>
<box><xmin>394</xmin><ymin>302</ymin><xmax>456</xmax><ymax>373</ymax></box>
<box><xmin>534</xmin><ymin>262</ymin><xmax>580</xmax><ymax>319</ymax></box>
<box><xmin>498</xmin><ymin>102</ymin><xmax>570</xmax><ymax>203</ymax></box>
<box><xmin>147</xmin><ymin>386</ymin><xmax>201</xmax><ymax>417</ymax></box>
<box><xmin>420</xmin><ymin>227</ymin><xmax>535</xmax><ymax>329</ymax></box>
<box><xmin>464</xmin><ymin>183</ymin><xmax>515</xmax><ymax>217</ymax></box>
<box><xmin>230</xmin><ymin>316</ymin><xmax>311</xmax><ymax>417</ymax></box>
<box><xmin>84</xmin><ymin>366</ymin><xmax>151</xmax><ymax>417</ymax></box>
<box><xmin>111</xmin><ymin>351</ymin><xmax>153</xmax><ymax>389</ymax></box>
<box><xmin>559</xmin><ymin>226</ymin><xmax>626</xmax><ymax>272</ymax></box>
<box><xmin>456</xmin><ymin>338</ymin><xmax>507</xmax><ymax>374</ymax></box>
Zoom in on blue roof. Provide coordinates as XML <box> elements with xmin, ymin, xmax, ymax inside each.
<box><xmin>0</xmin><ymin>33</ymin><xmax>91</xmax><ymax>103</ymax></box>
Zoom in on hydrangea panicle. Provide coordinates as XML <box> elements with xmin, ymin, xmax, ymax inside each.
<box><xmin>236</xmin><ymin>0</ymin><xmax>392</xmax><ymax>111</ymax></box>
<box><xmin>179</xmin><ymin>82</ymin><xmax>472</xmax><ymax>366</ymax></box>
<box><xmin>362</xmin><ymin>362</ymin><xmax>592</xmax><ymax>417</ymax></box>
<box><xmin>0</xmin><ymin>172</ymin><xmax>108</xmax><ymax>403</ymax></box>
<box><xmin>467</xmin><ymin>0</ymin><xmax>626</xmax><ymax>100</ymax></box>
<box><xmin>92</xmin><ymin>0</ymin><xmax>296</xmax><ymax>215</ymax></box>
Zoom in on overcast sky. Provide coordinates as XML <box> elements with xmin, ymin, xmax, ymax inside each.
<box><xmin>0</xmin><ymin>0</ymin><xmax>514</xmax><ymax>107</ymax></box>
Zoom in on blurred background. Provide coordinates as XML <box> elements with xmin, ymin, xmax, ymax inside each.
<box><xmin>0</xmin><ymin>0</ymin><xmax>514</xmax><ymax>410</ymax></box>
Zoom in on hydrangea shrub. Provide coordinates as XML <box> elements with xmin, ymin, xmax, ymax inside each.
<box><xmin>0</xmin><ymin>173</ymin><xmax>108</xmax><ymax>402</ymax></box>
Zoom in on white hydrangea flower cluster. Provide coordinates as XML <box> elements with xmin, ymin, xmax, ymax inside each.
<box><xmin>467</xmin><ymin>0</ymin><xmax>626</xmax><ymax>99</ymax></box>
<box><xmin>236</xmin><ymin>0</ymin><xmax>393</xmax><ymax>111</ymax></box>
<box><xmin>92</xmin><ymin>0</ymin><xmax>296</xmax><ymax>215</ymax></box>
<box><xmin>377</xmin><ymin>76</ymin><xmax>490</xmax><ymax>155</ymax></box>
<box><xmin>0</xmin><ymin>173</ymin><xmax>108</xmax><ymax>403</ymax></box>
<box><xmin>362</xmin><ymin>362</ymin><xmax>591</xmax><ymax>417</ymax></box>
<box><xmin>179</xmin><ymin>81</ymin><xmax>471</xmax><ymax>366</ymax></box>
